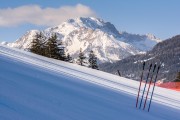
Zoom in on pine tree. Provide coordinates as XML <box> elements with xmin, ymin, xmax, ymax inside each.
<box><xmin>88</xmin><ymin>50</ymin><xmax>98</xmax><ymax>69</ymax></box>
<box><xmin>66</xmin><ymin>53</ymin><xmax>73</xmax><ymax>63</ymax></box>
<box><xmin>45</xmin><ymin>34</ymin><xmax>59</xmax><ymax>59</ymax></box>
<box><xmin>77</xmin><ymin>48</ymin><xmax>86</xmax><ymax>66</ymax></box>
<box><xmin>57</xmin><ymin>41</ymin><xmax>66</xmax><ymax>61</ymax></box>
<box><xmin>174</xmin><ymin>72</ymin><xmax>180</xmax><ymax>82</ymax></box>
<box><xmin>39</xmin><ymin>32</ymin><xmax>46</xmax><ymax>56</ymax></box>
<box><xmin>30</xmin><ymin>32</ymin><xmax>44</xmax><ymax>55</ymax></box>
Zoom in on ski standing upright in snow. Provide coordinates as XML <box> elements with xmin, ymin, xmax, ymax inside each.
<box><xmin>139</xmin><ymin>63</ymin><xmax>152</xmax><ymax>109</ymax></box>
<box><xmin>148</xmin><ymin>65</ymin><xmax>161</xmax><ymax>112</ymax></box>
<box><xmin>136</xmin><ymin>61</ymin><xmax>146</xmax><ymax>108</ymax></box>
<box><xmin>143</xmin><ymin>64</ymin><xmax>156</xmax><ymax>110</ymax></box>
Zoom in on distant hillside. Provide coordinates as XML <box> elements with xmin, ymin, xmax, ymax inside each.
<box><xmin>99</xmin><ymin>35</ymin><xmax>180</xmax><ymax>82</ymax></box>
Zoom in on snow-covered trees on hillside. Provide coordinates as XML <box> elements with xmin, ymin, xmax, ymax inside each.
<box><xmin>30</xmin><ymin>33</ymin><xmax>98</xmax><ymax>69</ymax></box>
<box><xmin>88</xmin><ymin>50</ymin><xmax>98</xmax><ymax>70</ymax></box>
<box><xmin>30</xmin><ymin>32</ymin><xmax>45</xmax><ymax>55</ymax></box>
<box><xmin>30</xmin><ymin>33</ymin><xmax>69</xmax><ymax>61</ymax></box>
<box><xmin>77</xmin><ymin>49</ymin><xmax>99</xmax><ymax>69</ymax></box>
<box><xmin>58</xmin><ymin>41</ymin><xmax>66</xmax><ymax>61</ymax></box>
<box><xmin>66</xmin><ymin>53</ymin><xmax>73</xmax><ymax>63</ymax></box>
<box><xmin>44</xmin><ymin>34</ymin><xmax>59</xmax><ymax>59</ymax></box>
<box><xmin>77</xmin><ymin>48</ymin><xmax>86</xmax><ymax>66</ymax></box>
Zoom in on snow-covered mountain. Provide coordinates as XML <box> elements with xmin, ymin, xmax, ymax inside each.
<box><xmin>0</xmin><ymin>45</ymin><xmax>179</xmax><ymax>120</ymax></box>
<box><xmin>119</xmin><ymin>32</ymin><xmax>161</xmax><ymax>51</ymax></box>
<box><xmin>7</xmin><ymin>17</ymin><xmax>161</xmax><ymax>63</ymax></box>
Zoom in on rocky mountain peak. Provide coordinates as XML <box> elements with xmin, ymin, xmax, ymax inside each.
<box><xmin>6</xmin><ymin>17</ymin><xmax>161</xmax><ymax>63</ymax></box>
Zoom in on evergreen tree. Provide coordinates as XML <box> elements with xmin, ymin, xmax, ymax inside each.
<box><xmin>39</xmin><ymin>32</ymin><xmax>46</xmax><ymax>56</ymax></box>
<box><xmin>88</xmin><ymin>50</ymin><xmax>98</xmax><ymax>69</ymax></box>
<box><xmin>57</xmin><ymin>41</ymin><xmax>66</xmax><ymax>61</ymax></box>
<box><xmin>77</xmin><ymin>48</ymin><xmax>86</xmax><ymax>66</ymax></box>
<box><xmin>66</xmin><ymin>53</ymin><xmax>73</xmax><ymax>63</ymax></box>
<box><xmin>30</xmin><ymin>32</ymin><xmax>44</xmax><ymax>55</ymax></box>
<box><xmin>45</xmin><ymin>34</ymin><xmax>59</xmax><ymax>59</ymax></box>
<box><xmin>174</xmin><ymin>72</ymin><xmax>180</xmax><ymax>82</ymax></box>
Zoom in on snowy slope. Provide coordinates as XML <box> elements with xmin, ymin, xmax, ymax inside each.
<box><xmin>0</xmin><ymin>45</ymin><xmax>179</xmax><ymax>120</ymax></box>
<box><xmin>7</xmin><ymin>17</ymin><xmax>161</xmax><ymax>63</ymax></box>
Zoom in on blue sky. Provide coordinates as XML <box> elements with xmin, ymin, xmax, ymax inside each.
<box><xmin>0</xmin><ymin>0</ymin><xmax>180</xmax><ymax>42</ymax></box>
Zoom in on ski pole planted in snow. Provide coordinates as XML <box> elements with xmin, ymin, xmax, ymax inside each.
<box><xmin>117</xmin><ymin>70</ymin><xmax>121</xmax><ymax>77</ymax></box>
<box><xmin>136</xmin><ymin>61</ymin><xmax>145</xmax><ymax>108</ymax></box>
<box><xmin>143</xmin><ymin>64</ymin><xmax>156</xmax><ymax>110</ymax></box>
<box><xmin>139</xmin><ymin>63</ymin><xmax>152</xmax><ymax>109</ymax></box>
<box><xmin>148</xmin><ymin>65</ymin><xmax>160</xmax><ymax>112</ymax></box>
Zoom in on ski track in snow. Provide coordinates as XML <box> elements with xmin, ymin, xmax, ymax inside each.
<box><xmin>0</xmin><ymin>45</ymin><xmax>180</xmax><ymax>120</ymax></box>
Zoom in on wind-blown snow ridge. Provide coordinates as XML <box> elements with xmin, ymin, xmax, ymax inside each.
<box><xmin>7</xmin><ymin>17</ymin><xmax>161</xmax><ymax>63</ymax></box>
<box><xmin>0</xmin><ymin>45</ymin><xmax>179</xmax><ymax>120</ymax></box>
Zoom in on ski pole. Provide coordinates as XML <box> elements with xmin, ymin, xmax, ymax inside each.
<box><xmin>143</xmin><ymin>64</ymin><xmax>156</xmax><ymax>110</ymax></box>
<box><xmin>148</xmin><ymin>65</ymin><xmax>160</xmax><ymax>112</ymax></box>
<box><xmin>139</xmin><ymin>63</ymin><xmax>152</xmax><ymax>109</ymax></box>
<box><xmin>136</xmin><ymin>62</ymin><xmax>145</xmax><ymax>108</ymax></box>
<box><xmin>117</xmin><ymin>70</ymin><xmax>121</xmax><ymax>77</ymax></box>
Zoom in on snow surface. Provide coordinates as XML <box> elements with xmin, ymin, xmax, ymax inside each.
<box><xmin>0</xmin><ymin>45</ymin><xmax>180</xmax><ymax>120</ymax></box>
